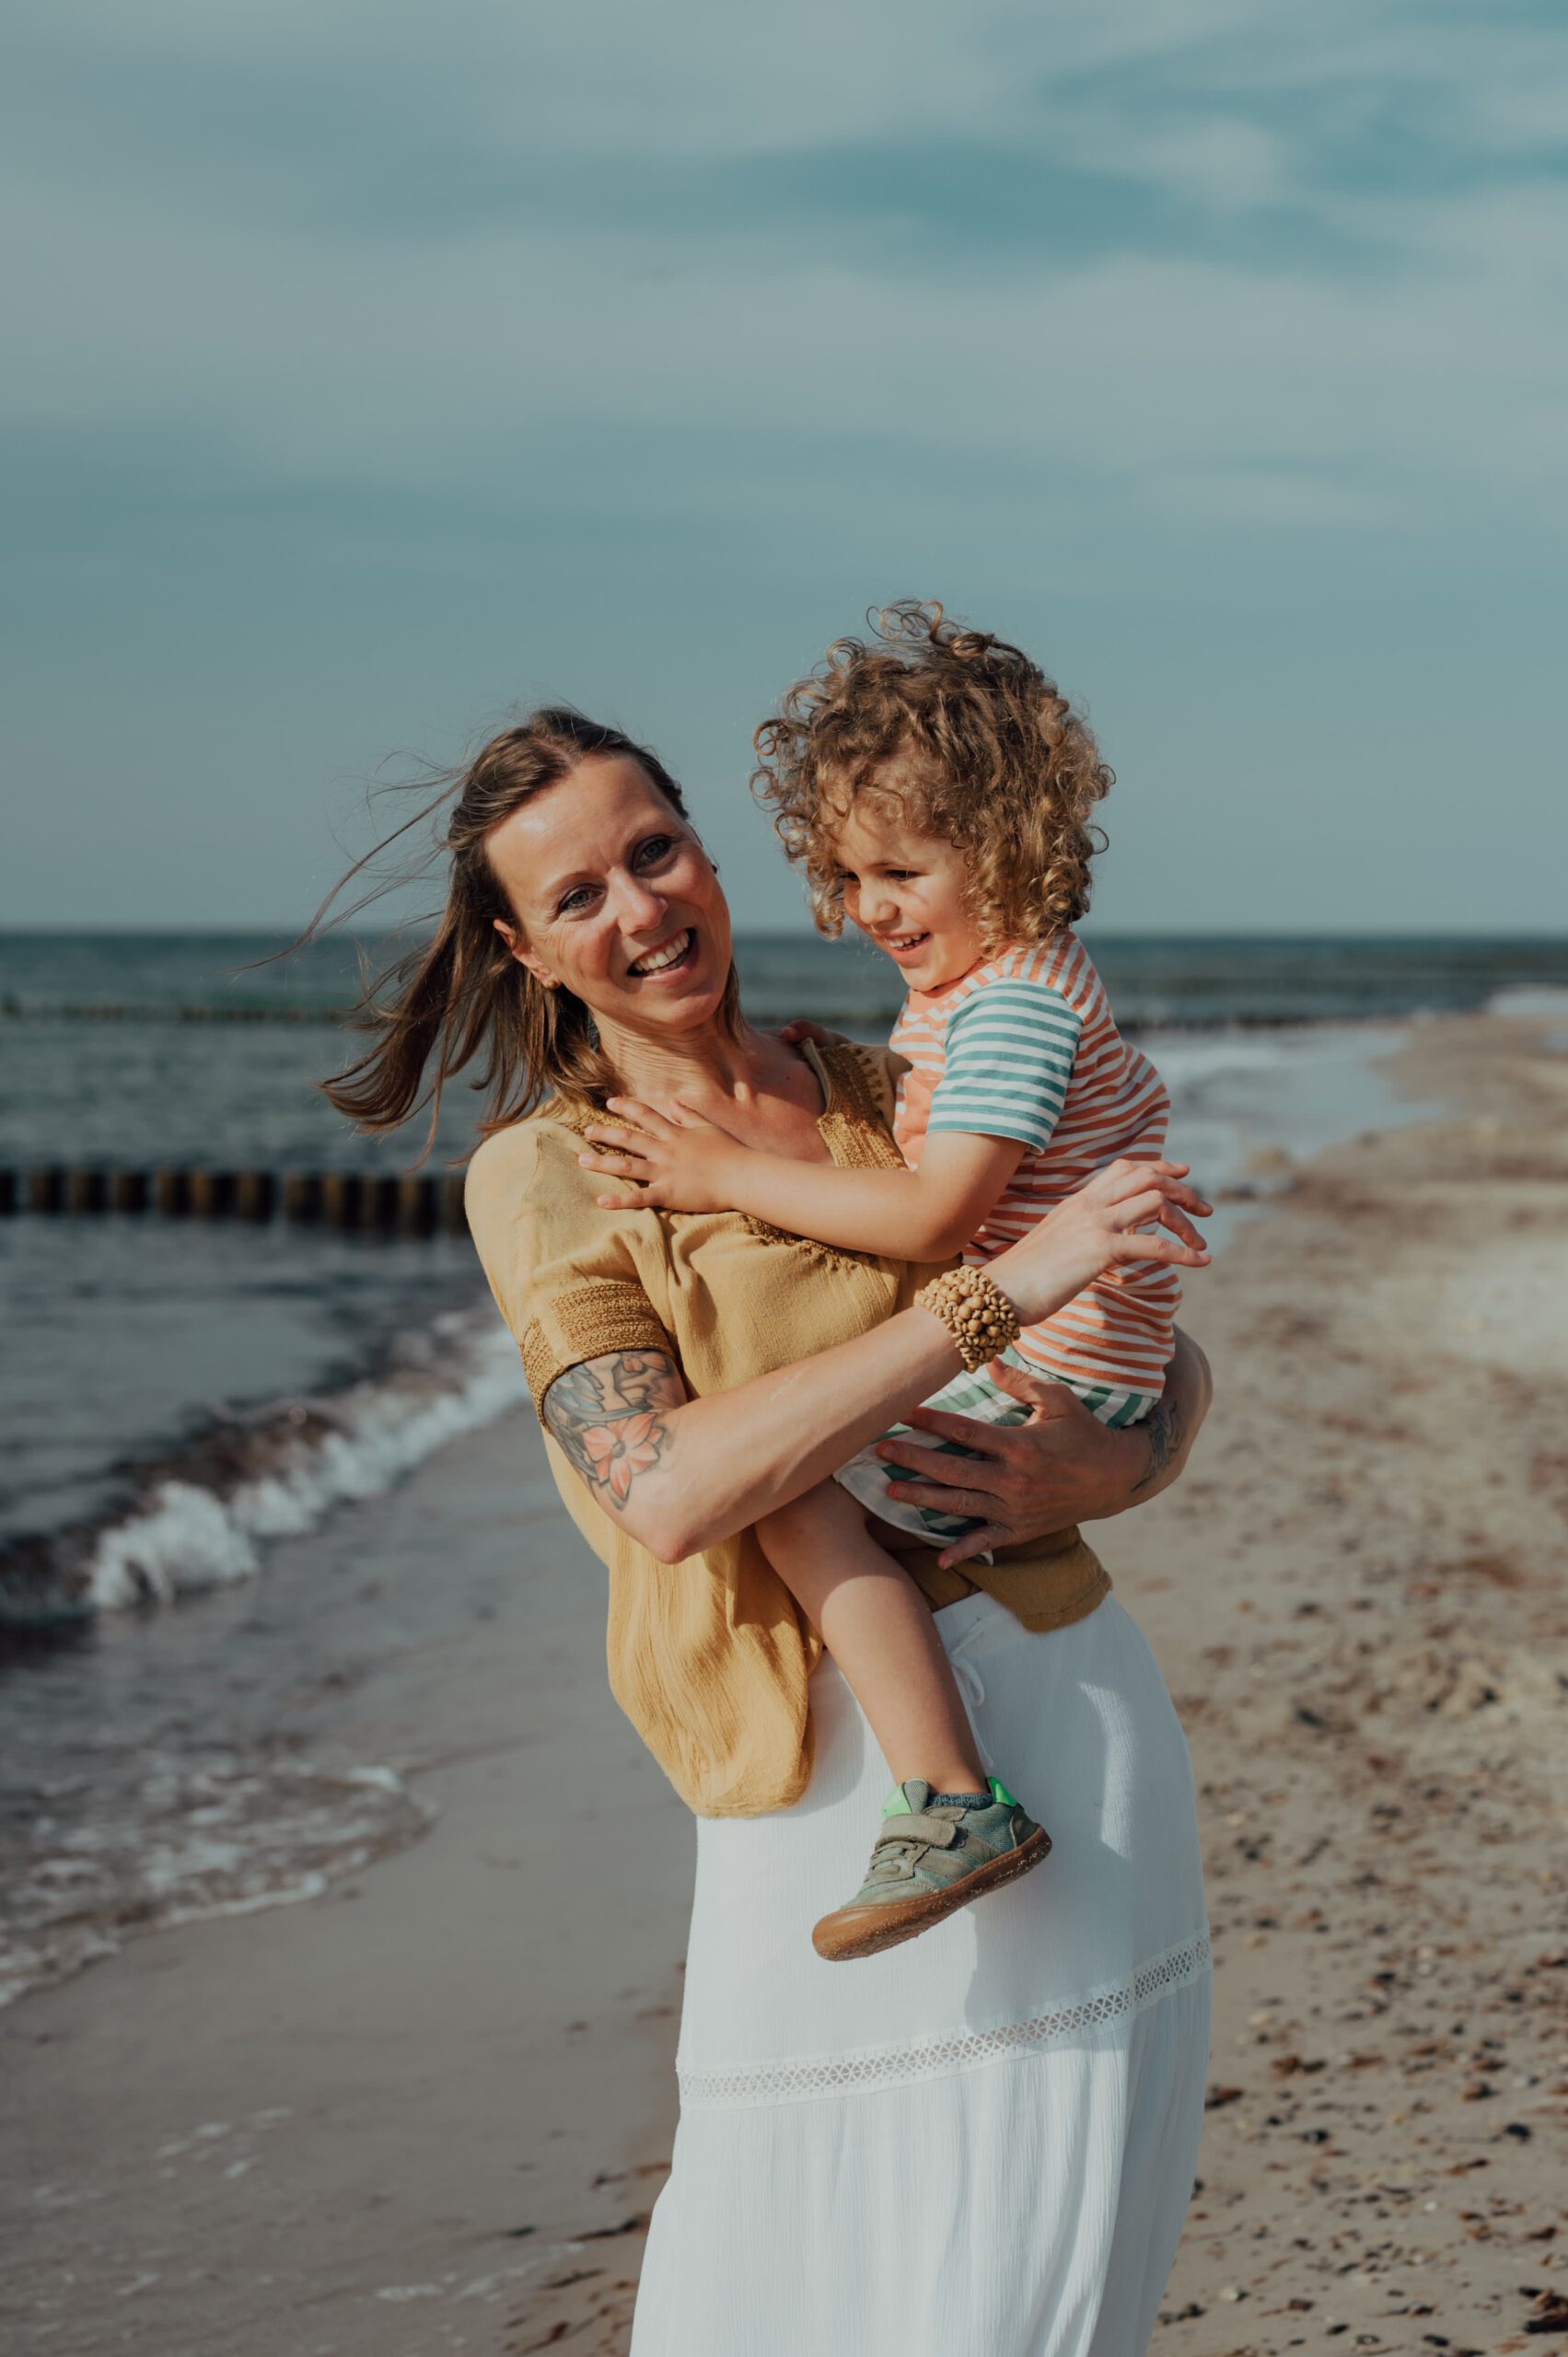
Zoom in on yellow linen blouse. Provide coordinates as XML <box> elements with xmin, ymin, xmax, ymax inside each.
<box><xmin>465</xmin><ymin>1040</ymin><xmax>1109</xmax><ymax>1817</ymax></box>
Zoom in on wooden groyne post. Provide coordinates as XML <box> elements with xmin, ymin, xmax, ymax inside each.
<box><xmin>4</xmin><ymin>1167</ymin><xmax>470</xmax><ymax>1236</ymax></box>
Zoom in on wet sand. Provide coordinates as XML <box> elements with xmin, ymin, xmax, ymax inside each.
<box><xmin>2</xmin><ymin>1421</ymin><xmax>692</xmax><ymax>2356</ymax></box>
<box><xmin>6</xmin><ymin>1012</ymin><xmax>1566</xmax><ymax>2354</ymax></box>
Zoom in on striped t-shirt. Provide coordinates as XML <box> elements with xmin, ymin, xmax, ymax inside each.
<box><xmin>890</xmin><ymin>932</ymin><xmax>1179</xmax><ymax>1399</ymax></box>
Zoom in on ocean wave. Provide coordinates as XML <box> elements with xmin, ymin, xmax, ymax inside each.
<box><xmin>1488</xmin><ymin>984</ymin><xmax>1568</xmax><ymax>1020</ymax></box>
<box><xmin>0</xmin><ymin>1309</ymin><xmax>528</xmax><ymax>1631</ymax></box>
<box><xmin>0</xmin><ymin>1755</ymin><xmax>434</xmax><ymax>2008</ymax></box>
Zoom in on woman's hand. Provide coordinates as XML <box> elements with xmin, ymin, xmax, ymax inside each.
<box><xmin>579</xmin><ymin>1097</ymin><xmax>745</xmax><ymax>1214</ymax></box>
<box><xmin>880</xmin><ymin>1329</ymin><xmax>1213</xmax><ymax>1567</ymax></box>
<box><xmin>992</xmin><ymin>1159</ymin><xmax>1211</xmax><ymax>1327</ymax></box>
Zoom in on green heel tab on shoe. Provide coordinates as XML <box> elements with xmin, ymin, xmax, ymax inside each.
<box><xmin>988</xmin><ymin>1777</ymin><xmax>1019</xmax><ymax>1807</ymax></box>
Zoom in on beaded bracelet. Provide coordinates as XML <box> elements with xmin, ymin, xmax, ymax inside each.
<box><xmin>912</xmin><ymin>1264</ymin><xmax>1022</xmax><ymax>1373</ymax></box>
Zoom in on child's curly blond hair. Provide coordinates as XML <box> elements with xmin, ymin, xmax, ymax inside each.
<box><xmin>752</xmin><ymin>600</ymin><xmax>1112</xmax><ymax>946</ymax></box>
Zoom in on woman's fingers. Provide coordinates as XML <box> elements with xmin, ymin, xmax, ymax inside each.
<box><xmin>936</xmin><ymin>1525</ymin><xmax>1013</xmax><ymax>1572</ymax></box>
<box><xmin>887</xmin><ymin>1410</ymin><xmax>1005</xmax><ymax>1454</ymax></box>
<box><xmin>882</xmin><ymin>1478</ymin><xmax>998</xmax><ymax>1519</ymax></box>
<box><xmin>595</xmin><ymin>1189</ymin><xmax>653</xmax><ymax>1210</ymax></box>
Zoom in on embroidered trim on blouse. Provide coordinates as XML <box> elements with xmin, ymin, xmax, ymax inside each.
<box><xmin>525</xmin><ymin>1282</ymin><xmax>676</xmax><ymax>1413</ymax></box>
<box><xmin>738</xmin><ymin>1039</ymin><xmax>908</xmax><ymax>1271</ymax></box>
<box><xmin>676</xmin><ymin>1932</ymin><xmax>1212</xmax><ymax>2110</ymax></box>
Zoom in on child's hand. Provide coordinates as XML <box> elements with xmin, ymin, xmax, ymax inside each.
<box><xmin>773</xmin><ymin>1017</ymin><xmax>846</xmax><ymax>1049</ymax></box>
<box><xmin>578</xmin><ymin>1097</ymin><xmax>743</xmax><ymax>1214</ymax></box>
<box><xmin>994</xmin><ymin>1159</ymin><xmax>1212</xmax><ymax>1327</ymax></box>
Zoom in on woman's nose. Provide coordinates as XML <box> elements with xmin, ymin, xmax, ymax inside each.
<box><xmin>613</xmin><ymin>871</ymin><xmax>668</xmax><ymax>930</ymax></box>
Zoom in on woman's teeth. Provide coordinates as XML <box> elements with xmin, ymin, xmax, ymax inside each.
<box><xmin>629</xmin><ymin>930</ymin><xmax>692</xmax><ymax>977</ymax></box>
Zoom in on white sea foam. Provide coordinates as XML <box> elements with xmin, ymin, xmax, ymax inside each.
<box><xmin>1487</xmin><ymin>985</ymin><xmax>1568</xmax><ymax>1019</ymax></box>
<box><xmin>85</xmin><ymin>1313</ymin><xmax>526</xmax><ymax>1613</ymax></box>
<box><xmin>0</xmin><ymin>1756</ymin><xmax>435</xmax><ymax>2008</ymax></box>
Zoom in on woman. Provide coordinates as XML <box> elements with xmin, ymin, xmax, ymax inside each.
<box><xmin>327</xmin><ymin>707</ymin><xmax>1214</xmax><ymax>2356</ymax></box>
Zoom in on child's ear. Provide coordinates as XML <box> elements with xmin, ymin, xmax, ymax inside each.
<box><xmin>494</xmin><ymin>915</ymin><xmax>558</xmax><ymax>992</ymax></box>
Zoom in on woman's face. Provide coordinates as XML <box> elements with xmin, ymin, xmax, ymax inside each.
<box><xmin>488</xmin><ymin>753</ymin><xmax>733</xmax><ymax>1039</ymax></box>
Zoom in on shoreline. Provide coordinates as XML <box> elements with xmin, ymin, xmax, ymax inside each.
<box><xmin>6</xmin><ymin>1009</ymin><xmax>1566</xmax><ymax>2354</ymax></box>
<box><xmin>3</xmin><ymin>1411</ymin><xmax>694</xmax><ymax>2356</ymax></box>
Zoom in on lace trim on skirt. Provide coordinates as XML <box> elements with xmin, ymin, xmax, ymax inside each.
<box><xmin>677</xmin><ymin>1930</ymin><xmax>1213</xmax><ymax>2111</ymax></box>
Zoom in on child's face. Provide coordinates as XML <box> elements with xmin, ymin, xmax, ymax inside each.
<box><xmin>830</xmin><ymin>793</ymin><xmax>987</xmax><ymax>993</ymax></box>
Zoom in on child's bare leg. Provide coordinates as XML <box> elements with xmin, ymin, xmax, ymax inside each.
<box><xmin>757</xmin><ymin>1479</ymin><xmax>987</xmax><ymax>1794</ymax></box>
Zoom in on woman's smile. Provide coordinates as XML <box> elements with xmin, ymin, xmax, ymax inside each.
<box><xmin>626</xmin><ymin>926</ymin><xmax>698</xmax><ymax>980</ymax></box>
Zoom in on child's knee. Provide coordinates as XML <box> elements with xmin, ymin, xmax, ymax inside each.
<box><xmin>757</xmin><ymin>1478</ymin><xmax>857</xmax><ymax>1567</ymax></box>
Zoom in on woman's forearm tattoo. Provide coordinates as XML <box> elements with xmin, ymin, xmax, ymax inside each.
<box><xmin>1131</xmin><ymin>1394</ymin><xmax>1183</xmax><ymax>1494</ymax></box>
<box><xmin>542</xmin><ymin>1349</ymin><xmax>684</xmax><ymax>1511</ymax></box>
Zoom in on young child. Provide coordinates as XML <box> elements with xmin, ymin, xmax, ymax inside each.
<box><xmin>578</xmin><ymin>602</ymin><xmax>1207</xmax><ymax>1961</ymax></box>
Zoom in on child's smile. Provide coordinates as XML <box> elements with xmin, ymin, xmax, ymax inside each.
<box><xmin>831</xmin><ymin>795</ymin><xmax>989</xmax><ymax>995</ymax></box>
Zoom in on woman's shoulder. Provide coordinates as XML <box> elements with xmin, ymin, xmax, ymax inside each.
<box><xmin>464</xmin><ymin>1101</ymin><xmax>600</xmax><ymax>1240</ymax></box>
<box><xmin>815</xmin><ymin>1037</ymin><xmax>908</xmax><ymax>1131</ymax></box>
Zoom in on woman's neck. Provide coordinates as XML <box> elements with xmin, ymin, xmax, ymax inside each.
<box><xmin>597</xmin><ymin>1014</ymin><xmax>800</xmax><ymax>1117</ymax></box>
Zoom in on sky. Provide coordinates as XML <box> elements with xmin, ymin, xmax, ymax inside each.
<box><xmin>3</xmin><ymin>0</ymin><xmax>1565</xmax><ymax>935</ymax></box>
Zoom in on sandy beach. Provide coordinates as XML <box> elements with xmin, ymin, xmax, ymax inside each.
<box><xmin>6</xmin><ymin>1010</ymin><xmax>1566</xmax><ymax>2356</ymax></box>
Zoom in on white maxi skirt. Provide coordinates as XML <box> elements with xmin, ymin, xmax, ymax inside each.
<box><xmin>632</xmin><ymin>1592</ymin><xmax>1212</xmax><ymax>2357</ymax></box>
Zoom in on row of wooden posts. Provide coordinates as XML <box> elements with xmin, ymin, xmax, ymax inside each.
<box><xmin>1</xmin><ymin>1167</ymin><xmax>469</xmax><ymax>1236</ymax></box>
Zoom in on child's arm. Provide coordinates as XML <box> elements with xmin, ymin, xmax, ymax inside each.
<box><xmin>579</xmin><ymin>1103</ymin><xmax>1024</xmax><ymax>1263</ymax></box>
<box><xmin>580</xmin><ymin>978</ymin><xmax>1085</xmax><ymax>1263</ymax></box>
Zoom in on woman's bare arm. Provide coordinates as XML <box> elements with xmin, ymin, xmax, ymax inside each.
<box><xmin>542</xmin><ymin>1307</ymin><xmax>966</xmax><ymax>1563</ymax></box>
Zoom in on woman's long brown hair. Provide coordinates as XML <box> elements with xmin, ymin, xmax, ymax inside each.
<box><xmin>310</xmin><ymin>707</ymin><xmax>732</xmax><ymax>1152</ymax></box>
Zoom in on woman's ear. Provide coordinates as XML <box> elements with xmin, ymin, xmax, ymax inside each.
<box><xmin>494</xmin><ymin>915</ymin><xmax>558</xmax><ymax>991</ymax></box>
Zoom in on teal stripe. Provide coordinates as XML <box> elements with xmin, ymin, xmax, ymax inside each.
<box><xmin>932</xmin><ymin>1074</ymin><xmax>1070</xmax><ymax>1110</ymax></box>
<box><xmin>944</xmin><ymin>1013</ymin><xmax>1080</xmax><ymax>1041</ymax></box>
<box><xmin>931</xmin><ymin>1084</ymin><xmax>1070</xmax><ymax>1115</ymax></box>
<box><xmin>945</xmin><ymin>1014</ymin><xmax>1080</xmax><ymax>1045</ymax></box>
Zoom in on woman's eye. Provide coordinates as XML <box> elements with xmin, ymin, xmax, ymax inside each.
<box><xmin>633</xmin><ymin>833</ymin><xmax>676</xmax><ymax>868</ymax></box>
<box><xmin>558</xmin><ymin>885</ymin><xmax>598</xmax><ymax>915</ymax></box>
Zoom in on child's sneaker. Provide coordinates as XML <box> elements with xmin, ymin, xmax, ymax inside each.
<box><xmin>811</xmin><ymin>1778</ymin><xmax>1051</xmax><ymax>1962</ymax></box>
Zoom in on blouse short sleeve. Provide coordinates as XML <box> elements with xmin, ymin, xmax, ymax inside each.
<box><xmin>464</xmin><ymin>1116</ymin><xmax>676</xmax><ymax>1417</ymax></box>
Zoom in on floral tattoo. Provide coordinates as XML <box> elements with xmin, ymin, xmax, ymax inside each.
<box><xmin>542</xmin><ymin>1349</ymin><xmax>685</xmax><ymax>1509</ymax></box>
<box><xmin>1131</xmin><ymin>1392</ymin><xmax>1183</xmax><ymax>1495</ymax></box>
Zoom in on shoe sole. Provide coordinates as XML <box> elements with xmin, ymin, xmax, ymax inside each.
<box><xmin>811</xmin><ymin>1826</ymin><xmax>1052</xmax><ymax>1963</ymax></box>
